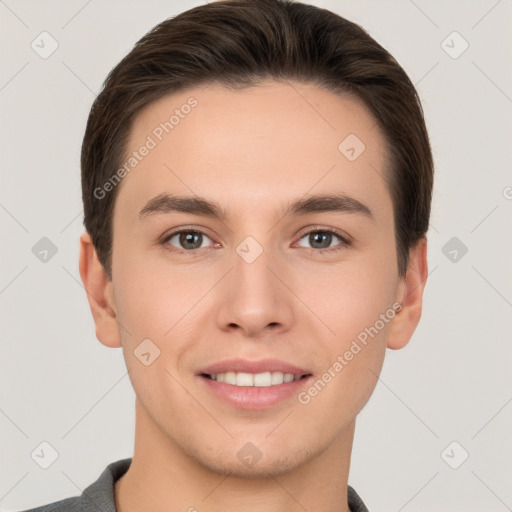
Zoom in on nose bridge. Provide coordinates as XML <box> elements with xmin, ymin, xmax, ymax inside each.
<box><xmin>215</xmin><ymin>234</ymin><xmax>293</xmax><ymax>335</ymax></box>
<box><xmin>233</xmin><ymin>235</ymin><xmax>279</xmax><ymax>307</ymax></box>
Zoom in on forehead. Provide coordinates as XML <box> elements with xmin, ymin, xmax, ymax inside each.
<box><xmin>116</xmin><ymin>80</ymin><xmax>392</xmax><ymax>224</ymax></box>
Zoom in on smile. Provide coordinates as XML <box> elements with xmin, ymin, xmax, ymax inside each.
<box><xmin>204</xmin><ymin>371</ymin><xmax>306</xmax><ymax>387</ymax></box>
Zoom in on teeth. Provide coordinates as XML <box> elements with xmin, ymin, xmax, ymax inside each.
<box><xmin>208</xmin><ymin>371</ymin><xmax>300</xmax><ymax>387</ymax></box>
<box><xmin>253</xmin><ymin>372</ymin><xmax>272</xmax><ymax>387</ymax></box>
<box><xmin>236</xmin><ymin>372</ymin><xmax>254</xmax><ymax>386</ymax></box>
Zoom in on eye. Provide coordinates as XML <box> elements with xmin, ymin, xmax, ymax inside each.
<box><xmin>295</xmin><ymin>227</ymin><xmax>349</xmax><ymax>253</ymax></box>
<box><xmin>161</xmin><ymin>226</ymin><xmax>350</xmax><ymax>256</ymax></box>
<box><xmin>162</xmin><ymin>229</ymin><xmax>215</xmax><ymax>254</ymax></box>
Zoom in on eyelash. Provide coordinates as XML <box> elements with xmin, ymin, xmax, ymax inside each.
<box><xmin>161</xmin><ymin>225</ymin><xmax>351</xmax><ymax>256</ymax></box>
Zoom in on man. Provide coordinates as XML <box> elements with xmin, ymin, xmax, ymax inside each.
<box><xmin>20</xmin><ymin>0</ymin><xmax>432</xmax><ymax>510</ymax></box>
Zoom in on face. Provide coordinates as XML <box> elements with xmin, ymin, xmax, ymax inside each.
<box><xmin>106</xmin><ymin>80</ymin><xmax>404</xmax><ymax>476</ymax></box>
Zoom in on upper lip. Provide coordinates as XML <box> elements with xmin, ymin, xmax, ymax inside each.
<box><xmin>199</xmin><ymin>358</ymin><xmax>311</xmax><ymax>377</ymax></box>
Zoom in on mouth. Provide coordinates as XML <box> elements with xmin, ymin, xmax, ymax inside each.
<box><xmin>197</xmin><ymin>359</ymin><xmax>313</xmax><ymax>410</ymax></box>
<box><xmin>201</xmin><ymin>371</ymin><xmax>310</xmax><ymax>387</ymax></box>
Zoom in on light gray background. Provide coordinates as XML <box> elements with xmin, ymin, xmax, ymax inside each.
<box><xmin>1</xmin><ymin>0</ymin><xmax>511</xmax><ymax>510</ymax></box>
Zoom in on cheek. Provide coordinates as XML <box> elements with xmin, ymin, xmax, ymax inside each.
<box><xmin>297</xmin><ymin>297</ymin><xmax>392</xmax><ymax>434</ymax></box>
<box><xmin>299</xmin><ymin>246</ymin><xmax>398</xmax><ymax>406</ymax></box>
<box><xmin>113</xmin><ymin>246</ymin><xmax>197</xmax><ymax>339</ymax></box>
<box><xmin>113</xmin><ymin>258</ymin><xmax>199</xmax><ymax>420</ymax></box>
<box><xmin>308</xmin><ymin>256</ymin><xmax>398</xmax><ymax>345</ymax></box>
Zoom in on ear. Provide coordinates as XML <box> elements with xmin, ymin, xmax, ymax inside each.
<box><xmin>79</xmin><ymin>231</ymin><xmax>121</xmax><ymax>348</ymax></box>
<box><xmin>387</xmin><ymin>237</ymin><xmax>428</xmax><ymax>350</ymax></box>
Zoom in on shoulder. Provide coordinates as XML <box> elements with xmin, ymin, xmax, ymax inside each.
<box><xmin>15</xmin><ymin>496</ymin><xmax>81</xmax><ymax>512</ymax></box>
<box><xmin>348</xmin><ymin>484</ymin><xmax>370</xmax><ymax>512</ymax></box>
<box><xmin>14</xmin><ymin>458</ymin><xmax>132</xmax><ymax>512</ymax></box>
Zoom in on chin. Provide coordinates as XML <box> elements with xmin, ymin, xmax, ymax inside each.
<box><xmin>193</xmin><ymin>448</ymin><xmax>312</xmax><ymax>479</ymax></box>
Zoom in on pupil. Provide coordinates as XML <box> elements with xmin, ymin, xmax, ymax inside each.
<box><xmin>180</xmin><ymin>232</ymin><xmax>201</xmax><ymax>249</ymax></box>
<box><xmin>311</xmin><ymin>232</ymin><xmax>331</xmax><ymax>249</ymax></box>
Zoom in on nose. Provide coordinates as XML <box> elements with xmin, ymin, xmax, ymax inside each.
<box><xmin>215</xmin><ymin>242</ymin><xmax>295</xmax><ymax>338</ymax></box>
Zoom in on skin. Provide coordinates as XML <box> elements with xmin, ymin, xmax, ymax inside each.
<box><xmin>79</xmin><ymin>80</ymin><xmax>428</xmax><ymax>512</ymax></box>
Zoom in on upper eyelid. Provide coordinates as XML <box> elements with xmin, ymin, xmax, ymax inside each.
<box><xmin>163</xmin><ymin>226</ymin><xmax>349</xmax><ymax>248</ymax></box>
<box><xmin>163</xmin><ymin>226</ymin><xmax>215</xmax><ymax>243</ymax></box>
<box><xmin>294</xmin><ymin>228</ymin><xmax>349</xmax><ymax>249</ymax></box>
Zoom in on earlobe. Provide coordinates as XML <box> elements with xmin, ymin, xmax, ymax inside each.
<box><xmin>387</xmin><ymin>238</ymin><xmax>428</xmax><ymax>350</ymax></box>
<box><xmin>79</xmin><ymin>231</ymin><xmax>122</xmax><ymax>348</ymax></box>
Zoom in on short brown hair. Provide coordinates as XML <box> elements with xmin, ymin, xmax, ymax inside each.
<box><xmin>81</xmin><ymin>0</ymin><xmax>433</xmax><ymax>279</ymax></box>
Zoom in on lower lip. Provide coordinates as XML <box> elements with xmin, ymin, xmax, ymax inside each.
<box><xmin>199</xmin><ymin>375</ymin><xmax>312</xmax><ymax>410</ymax></box>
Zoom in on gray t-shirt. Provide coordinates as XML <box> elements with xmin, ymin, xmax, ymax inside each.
<box><xmin>18</xmin><ymin>458</ymin><xmax>369</xmax><ymax>512</ymax></box>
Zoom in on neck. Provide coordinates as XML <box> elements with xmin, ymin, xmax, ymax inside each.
<box><xmin>115</xmin><ymin>398</ymin><xmax>355</xmax><ymax>512</ymax></box>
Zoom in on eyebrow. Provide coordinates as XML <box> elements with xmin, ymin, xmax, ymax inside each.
<box><xmin>138</xmin><ymin>192</ymin><xmax>374</xmax><ymax>221</ymax></box>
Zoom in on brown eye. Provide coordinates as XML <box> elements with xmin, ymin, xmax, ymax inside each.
<box><xmin>308</xmin><ymin>232</ymin><xmax>334</xmax><ymax>249</ymax></box>
<box><xmin>296</xmin><ymin>228</ymin><xmax>349</xmax><ymax>253</ymax></box>
<box><xmin>165</xmin><ymin>230</ymin><xmax>212</xmax><ymax>252</ymax></box>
